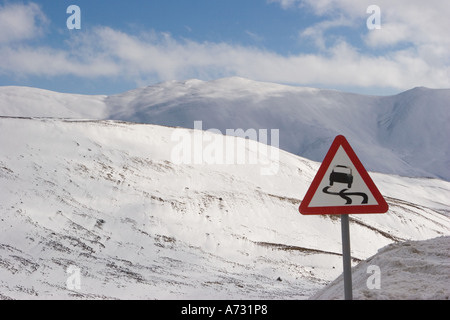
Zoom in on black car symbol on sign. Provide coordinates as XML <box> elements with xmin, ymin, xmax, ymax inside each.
<box><xmin>330</xmin><ymin>165</ymin><xmax>353</xmax><ymax>188</ymax></box>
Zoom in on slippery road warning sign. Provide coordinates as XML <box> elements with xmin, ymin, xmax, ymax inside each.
<box><xmin>298</xmin><ymin>135</ymin><xmax>388</xmax><ymax>300</ymax></box>
<box><xmin>299</xmin><ymin>135</ymin><xmax>388</xmax><ymax>215</ymax></box>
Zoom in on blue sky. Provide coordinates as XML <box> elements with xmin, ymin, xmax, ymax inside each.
<box><xmin>1</xmin><ymin>0</ymin><xmax>449</xmax><ymax>95</ymax></box>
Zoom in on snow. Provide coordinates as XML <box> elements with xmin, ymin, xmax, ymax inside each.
<box><xmin>0</xmin><ymin>116</ymin><xmax>449</xmax><ymax>300</ymax></box>
<box><xmin>0</xmin><ymin>86</ymin><xmax>107</xmax><ymax>118</ymax></box>
<box><xmin>1</xmin><ymin>78</ymin><xmax>449</xmax><ymax>181</ymax></box>
<box><xmin>0</xmin><ymin>78</ymin><xmax>449</xmax><ymax>300</ymax></box>
<box><xmin>312</xmin><ymin>236</ymin><xmax>450</xmax><ymax>300</ymax></box>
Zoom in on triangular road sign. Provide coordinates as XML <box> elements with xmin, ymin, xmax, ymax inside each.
<box><xmin>299</xmin><ymin>135</ymin><xmax>388</xmax><ymax>215</ymax></box>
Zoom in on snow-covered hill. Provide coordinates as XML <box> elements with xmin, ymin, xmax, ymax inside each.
<box><xmin>312</xmin><ymin>236</ymin><xmax>450</xmax><ymax>300</ymax></box>
<box><xmin>1</xmin><ymin>78</ymin><xmax>449</xmax><ymax>180</ymax></box>
<box><xmin>0</xmin><ymin>117</ymin><xmax>449</xmax><ymax>299</ymax></box>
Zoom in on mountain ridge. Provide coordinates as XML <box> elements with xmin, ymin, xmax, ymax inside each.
<box><xmin>0</xmin><ymin>78</ymin><xmax>449</xmax><ymax>181</ymax></box>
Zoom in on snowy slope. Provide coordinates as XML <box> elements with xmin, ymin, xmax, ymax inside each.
<box><xmin>312</xmin><ymin>236</ymin><xmax>450</xmax><ymax>300</ymax></box>
<box><xmin>1</xmin><ymin>78</ymin><xmax>449</xmax><ymax>180</ymax></box>
<box><xmin>0</xmin><ymin>86</ymin><xmax>107</xmax><ymax>119</ymax></box>
<box><xmin>0</xmin><ymin>117</ymin><xmax>449</xmax><ymax>299</ymax></box>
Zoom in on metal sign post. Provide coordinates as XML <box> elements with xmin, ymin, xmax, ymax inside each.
<box><xmin>340</xmin><ymin>214</ymin><xmax>353</xmax><ymax>300</ymax></box>
<box><xmin>299</xmin><ymin>135</ymin><xmax>389</xmax><ymax>300</ymax></box>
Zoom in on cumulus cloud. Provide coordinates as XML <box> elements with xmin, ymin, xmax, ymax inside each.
<box><xmin>363</xmin><ymin>1</ymin><xmax>450</xmax><ymax>49</ymax></box>
<box><xmin>275</xmin><ymin>0</ymin><xmax>450</xmax><ymax>49</ymax></box>
<box><xmin>265</xmin><ymin>0</ymin><xmax>450</xmax><ymax>89</ymax></box>
<box><xmin>0</xmin><ymin>44</ymin><xmax>120</xmax><ymax>77</ymax></box>
<box><xmin>0</xmin><ymin>2</ymin><xmax>48</xmax><ymax>43</ymax></box>
<box><xmin>1</xmin><ymin>2</ymin><xmax>449</xmax><ymax>92</ymax></box>
<box><xmin>300</xmin><ymin>15</ymin><xmax>354</xmax><ymax>50</ymax></box>
<box><xmin>1</xmin><ymin>25</ymin><xmax>449</xmax><ymax>90</ymax></box>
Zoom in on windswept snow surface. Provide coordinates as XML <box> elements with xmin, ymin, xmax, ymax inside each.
<box><xmin>0</xmin><ymin>78</ymin><xmax>449</xmax><ymax>180</ymax></box>
<box><xmin>312</xmin><ymin>236</ymin><xmax>450</xmax><ymax>300</ymax></box>
<box><xmin>0</xmin><ymin>117</ymin><xmax>449</xmax><ymax>299</ymax></box>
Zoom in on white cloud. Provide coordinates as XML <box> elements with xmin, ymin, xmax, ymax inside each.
<box><xmin>363</xmin><ymin>1</ymin><xmax>450</xmax><ymax>54</ymax></box>
<box><xmin>1</xmin><ymin>2</ymin><xmax>449</xmax><ymax>92</ymax></box>
<box><xmin>267</xmin><ymin>0</ymin><xmax>450</xmax><ymax>90</ymax></box>
<box><xmin>0</xmin><ymin>45</ymin><xmax>120</xmax><ymax>77</ymax></box>
<box><xmin>1</xmin><ymin>25</ymin><xmax>449</xmax><ymax>91</ymax></box>
<box><xmin>245</xmin><ymin>30</ymin><xmax>264</xmax><ymax>43</ymax></box>
<box><xmin>275</xmin><ymin>0</ymin><xmax>450</xmax><ymax>49</ymax></box>
<box><xmin>0</xmin><ymin>2</ymin><xmax>48</xmax><ymax>43</ymax></box>
<box><xmin>300</xmin><ymin>15</ymin><xmax>354</xmax><ymax>50</ymax></box>
<box><xmin>267</xmin><ymin>0</ymin><xmax>303</xmax><ymax>10</ymax></box>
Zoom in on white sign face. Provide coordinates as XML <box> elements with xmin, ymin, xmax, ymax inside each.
<box><xmin>299</xmin><ymin>135</ymin><xmax>388</xmax><ymax>215</ymax></box>
<box><xmin>308</xmin><ymin>146</ymin><xmax>378</xmax><ymax>207</ymax></box>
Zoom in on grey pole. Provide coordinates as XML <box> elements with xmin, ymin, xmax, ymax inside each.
<box><xmin>341</xmin><ymin>214</ymin><xmax>353</xmax><ymax>300</ymax></box>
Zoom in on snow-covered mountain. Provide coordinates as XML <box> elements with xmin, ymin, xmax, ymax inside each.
<box><xmin>0</xmin><ymin>117</ymin><xmax>449</xmax><ymax>299</ymax></box>
<box><xmin>1</xmin><ymin>77</ymin><xmax>449</xmax><ymax>180</ymax></box>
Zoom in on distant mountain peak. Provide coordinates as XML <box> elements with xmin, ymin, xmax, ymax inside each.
<box><xmin>1</xmin><ymin>80</ymin><xmax>449</xmax><ymax>180</ymax></box>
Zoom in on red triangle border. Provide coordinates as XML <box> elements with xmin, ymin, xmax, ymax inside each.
<box><xmin>299</xmin><ymin>135</ymin><xmax>389</xmax><ymax>215</ymax></box>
